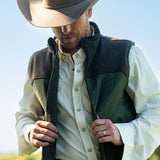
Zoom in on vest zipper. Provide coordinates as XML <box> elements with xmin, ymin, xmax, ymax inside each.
<box><xmin>84</xmin><ymin>67</ymin><xmax>105</xmax><ymax>160</ymax></box>
<box><xmin>46</xmin><ymin>39</ymin><xmax>59</xmax><ymax>124</ymax></box>
<box><xmin>82</xmin><ymin>39</ymin><xmax>105</xmax><ymax>160</ymax></box>
<box><xmin>42</xmin><ymin>38</ymin><xmax>59</xmax><ymax>160</ymax></box>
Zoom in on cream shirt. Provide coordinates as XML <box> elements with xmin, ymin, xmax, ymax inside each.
<box><xmin>16</xmin><ymin>45</ymin><xmax>160</xmax><ymax>160</ymax></box>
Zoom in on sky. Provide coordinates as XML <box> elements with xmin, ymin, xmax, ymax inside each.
<box><xmin>0</xmin><ymin>0</ymin><xmax>160</xmax><ymax>154</ymax></box>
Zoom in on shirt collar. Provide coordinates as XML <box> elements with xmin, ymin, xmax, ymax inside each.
<box><xmin>58</xmin><ymin>40</ymin><xmax>86</xmax><ymax>63</ymax></box>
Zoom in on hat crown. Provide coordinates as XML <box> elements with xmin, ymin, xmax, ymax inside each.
<box><xmin>43</xmin><ymin>0</ymin><xmax>85</xmax><ymax>9</ymax></box>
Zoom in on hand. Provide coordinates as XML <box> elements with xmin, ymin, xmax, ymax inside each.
<box><xmin>28</xmin><ymin>120</ymin><xmax>58</xmax><ymax>147</ymax></box>
<box><xmin>91</xmin><ymin>119</ymin><xmax>123</xmax><ymax>146</ymax></box>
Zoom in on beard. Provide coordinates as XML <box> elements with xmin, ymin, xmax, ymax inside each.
<box><xmin>60</xmin><ymin>33</ymin><xmax>82</xmax><ymax>52</ymax></box>
<box><xmin>55</xmin><ymin>23</ymin><xmax>90</xmax><ymax>53</ymax></box>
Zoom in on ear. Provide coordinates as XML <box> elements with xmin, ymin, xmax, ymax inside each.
<box><xmin>87</xmin><ymin>8</ymin><xmax>92</xmax><ymax>18</ymax></box>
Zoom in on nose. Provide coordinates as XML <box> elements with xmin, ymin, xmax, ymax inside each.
<box><xmin>61</xmin><ymin>25</ymin><xmax>71</xmax><ymax>34</ymax></box>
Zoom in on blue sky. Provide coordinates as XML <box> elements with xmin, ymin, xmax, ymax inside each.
<box><xmin>0</xmin><ymin>0</ymin><xmax>160</xmax><ymax>154</ymax></box>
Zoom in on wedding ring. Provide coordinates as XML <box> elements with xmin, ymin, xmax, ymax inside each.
<box><xmin>103</xmin><ymin>130</ymin><xmax>106</xmax><ymax>136</ymax></box>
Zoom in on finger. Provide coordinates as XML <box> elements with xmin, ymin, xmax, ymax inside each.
<box><xmin>98</xmin><ymin>129</ymin><xmax>123</xmax><ymax>146</ymax></box>
<box><xmin>32</xmin><ymin>132</ymin><xmax>56</xmax><ymax>143</ymax></box>
<box><xmin>96</xmin><ymin>130</ymin><xmax>111</xmax><ymax>139</ymax></box>
<box><xmin>31</xmin><ymin>138</ymin><xmax>49</xmax><ymax>147</ymax></box>
<box><xmin>91</xmin><ymin>119</ymin><xmax>112</xmax><ymax>129</ymax></box>
<box><xmin>36</xmin><ymin>121</ymin><xmax>58</xmax><ymax>132</ymax></box>
<box><xmin>98</xmin><ymin>135</ymin><xmax>113</xmax><ymax>143</ymax></box>
<box><xmin>93</xmin><ymin>124</ymin><xmax>106</xmax><ymax>135</ymax></box>
<box><xmin>93</xmin><ymin>122</ymin><xmax>113</xmax><ymax>135</ymax></box>
<box><xmin>34</xmin><ymin>127</ymin><xmax>58</xmax><ymax>139</ymax></box>
<box><xmin>91</xmin><ymin>119</ymin><xmax>106</xmax><ymax>129</ymax></box>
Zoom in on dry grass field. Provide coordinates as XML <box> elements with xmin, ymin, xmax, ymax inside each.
<box><xmin>0</xmin><ymin>152</ymin><xmax>41</xmax><ymax>160</ymax></box>
<box><xmin>0</xmin><ymin>147</ymin><xmax>160</xmax><ymax>160</ymax></box>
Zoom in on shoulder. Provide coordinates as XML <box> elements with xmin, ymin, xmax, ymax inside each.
<box><xmin>100</xmin><ymin>35</ymin><xmax>135</xmax><ymax>65</ymax></box>
<box><xmin>97</xmin><ymin>35</ymin><xmax>135</xmax><ymax>78</ymax></box>
<box><xmin>101</xmin><ymin>36</ymin><xmax>134</xmax><ymax>49</ymax></box>
<box><xmin>28</xmin><ymin>47</ymin><xmax>52</xmax><ymax>84</ymax></box>
<box><xmin>128</xmin><ymin>45</ymin><xmax>150</xmax><ymax>73</ymax></box>
<box><xmin>30</xmin><ymin>47</ymin><xmax>50</xmax><ymax>61</ymax></box>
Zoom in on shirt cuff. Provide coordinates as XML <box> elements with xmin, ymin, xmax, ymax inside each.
<box><xmin>18</xmin><ymin>124</ymin><xmax>39</xmax><ymax>156</ymax></box>
<box><xmin>23</xmin><ymin>124</ymin><xmax>35</xmax><ymax>144</ymax></box>
<box><xmin>114</xmin><ymin>123</ymin><xmax>135</xmax><ymax>160</ymax></box>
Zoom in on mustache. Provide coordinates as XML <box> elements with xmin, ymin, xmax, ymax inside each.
<box><xmin>59</xmin><ymin>32</ymin><xmax>76</xmax><ymax>38</ymax></box>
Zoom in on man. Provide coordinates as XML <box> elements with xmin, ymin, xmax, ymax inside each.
<box><xmin>15</xmin><ymin>0</ymin><xmax>160</xmax><ymax>160</ymax></box>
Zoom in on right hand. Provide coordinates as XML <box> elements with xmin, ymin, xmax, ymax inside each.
<box><xmin>29</xmin><ymin>120</ymin><xmax>58</xmax><ymax>147</ymax></box>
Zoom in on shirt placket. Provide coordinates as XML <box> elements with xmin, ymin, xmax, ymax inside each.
<box><xmin>72</xmin><ymin>53</ymin><xmax>97</xmax><ymax>160</ymax></box>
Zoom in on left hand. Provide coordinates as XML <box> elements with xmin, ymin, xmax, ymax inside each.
<box><xmin>91</xmin><ymin>119</ymin><xmax>123</xmax><ymax>146</ymax></box>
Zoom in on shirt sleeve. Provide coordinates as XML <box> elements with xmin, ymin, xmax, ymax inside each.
<box><xmin>15</xmin><ymin>73</ymin><xmax>45</xmax><ymax>156</ymax></box>
<box><xmin>115</xmin><ymin>45</ymin><xmax>160</xmax><ymax>160</ymax></box>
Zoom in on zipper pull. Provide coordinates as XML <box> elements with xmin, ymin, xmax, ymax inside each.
<box><xmin>96</xmin><ymin>115</ymin><xmax>100</xmax><ymax>119</ymax></box>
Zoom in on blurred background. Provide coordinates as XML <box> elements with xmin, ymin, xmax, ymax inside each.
<box><xmin>0</xmin><ymin>0</ymin><xmax>160</xmax><ymax>159</ymax></box>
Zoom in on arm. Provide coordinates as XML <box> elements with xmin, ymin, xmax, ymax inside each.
<box><xmin>115</xmin><ymin>46</ymin><xmax>160</xmax><ymax>160</ymax></box>
<box><xmin>92</xmin><ymin>46</ymin><xmax>160</xmax><ymax>159</ymax></box>
<box><xmin>15</xmin><ymin>76</ymin><xmax>44</xmax><ymax>156</ymax></box>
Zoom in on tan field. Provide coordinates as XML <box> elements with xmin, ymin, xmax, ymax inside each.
<box><xmin>0</xmin><ymin>148</ymin><xmax>160</xmax><ymax>160</ymax></box>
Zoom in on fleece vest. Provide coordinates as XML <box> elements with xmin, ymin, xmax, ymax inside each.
<box><xmin>28</xmin><ymin>22</ymin><xmax>137</xmax><ymax>160</ymax></box>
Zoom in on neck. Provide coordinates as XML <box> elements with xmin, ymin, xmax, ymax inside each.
<box><xmin>62</xmin><ymin>45</ymin><xmax>81</xmax><ymax>56</ymax></box>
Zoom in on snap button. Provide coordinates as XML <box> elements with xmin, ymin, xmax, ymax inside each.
<box><xmin>81</xmin><ymin>128</ymin><xmax>86</xmax><ymax>132</ymax></box>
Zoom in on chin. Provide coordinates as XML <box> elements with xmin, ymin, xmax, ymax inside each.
<box><xmin>63</xmin><ymin>43</ymin><xmax>79</xmax><ymax>50</ymax></box>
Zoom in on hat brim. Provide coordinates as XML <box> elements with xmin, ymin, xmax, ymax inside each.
<box><xmin>17</xmin><ymin>0</ymin><xmax>98</xmax><ymax>27</ymax></box>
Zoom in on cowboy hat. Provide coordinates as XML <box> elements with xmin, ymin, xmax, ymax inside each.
<box><xmin>17</xmin><ymin>0</ymin><xmax>98</xmax><ymax>27</ymax></box>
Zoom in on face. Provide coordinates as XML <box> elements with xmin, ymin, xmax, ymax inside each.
<box><xmin>52</xmin><ymin>8</ymin><xmax>92</xmax><ymax>54</ymax></box>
